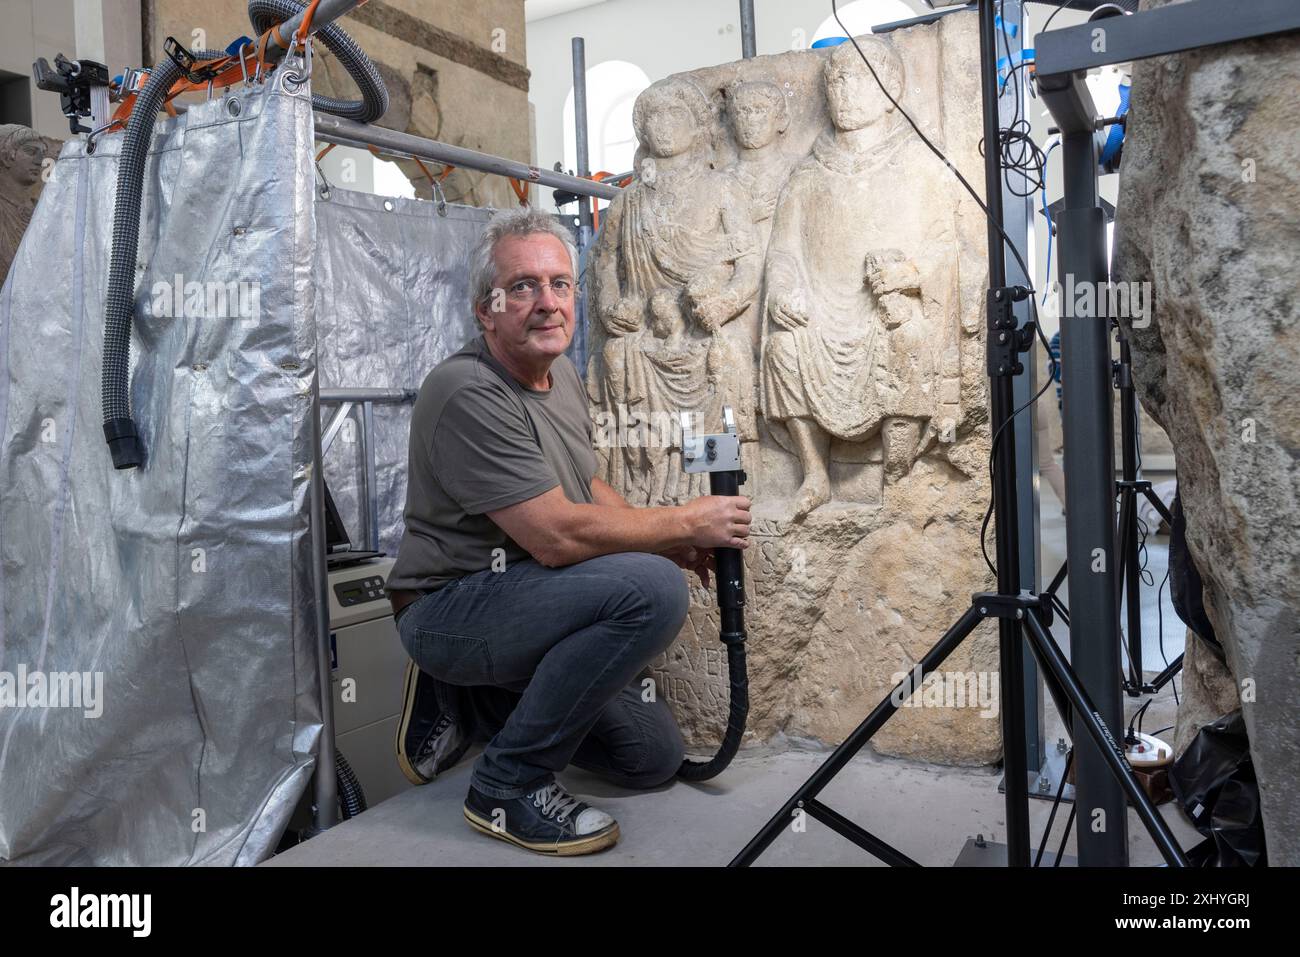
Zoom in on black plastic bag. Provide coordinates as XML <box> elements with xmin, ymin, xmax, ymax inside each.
<box><xmin>1168</xmin><ymin>710</ymin><xmax>1266</xmax><ymax>866</ymax></box>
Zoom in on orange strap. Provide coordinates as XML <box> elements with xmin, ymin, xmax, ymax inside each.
<box><xmin>508</xmin><ymin>177</ymin><xmax>530</xmax><ymax>205</ymax></box>
<box><xmin>297</xmin><ymin>0</ymin><xmax>323</xmax><ymax>43</ymax></box>
<box><xmin>585</xmin><ymin>171</ymin><xmax>629</xmax><ymax>231</ymax></box>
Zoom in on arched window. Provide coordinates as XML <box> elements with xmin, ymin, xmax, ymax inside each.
<box><xmin>811</xmin><ymin>0</ymin><xmax>920</xmax><ymax>43</ymax></box>
<box><xmin>563</xmin><ymin>60</ymin><xmax>652</xmax><ymax>178</ymax></box>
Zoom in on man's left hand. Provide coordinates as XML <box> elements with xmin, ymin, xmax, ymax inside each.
<box><xmin>659</xmin><ymin>545</ymin><xmax>715</xmax><ymax>589</ymax></box>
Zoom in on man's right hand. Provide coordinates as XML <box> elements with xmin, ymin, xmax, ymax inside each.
<box><xmin>680</xmin><ymin>495</ymin><xmax>752</xmax><ymax>550</ymax></box>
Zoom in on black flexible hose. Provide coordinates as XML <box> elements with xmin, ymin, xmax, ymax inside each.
<box><xmin>677</xmin><ymin>641</ymin><xmax>749</xmax><ymax>781</ymax></box>
<box><xmin>101</xmin><ymin>0</ymin><xmax>387</xmax><ymax>468</ymax></box>
<box><xmin>335</xmin><ymin>749</ymin><xmax>367</xmax><ymax>819</ymax></box>
<box><xmin>677</xmin><ymin>468</ymin><xmax>750</xmax><ymax>782</ymax></box>
<box><xmin>100</xmin><ymin>47</ymin><xmax>226</xmax><ymax>469</ymax></box>
<box><xmin>248</xmin><ymin>0</ymin><xmax>388</xmax><ymax>123</ymax></box>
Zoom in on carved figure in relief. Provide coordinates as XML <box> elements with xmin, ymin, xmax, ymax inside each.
<box><xmin>723</xmin><ymin>80</ymin><xmax>791</xmax><ymax>225</ymax></box>
<box><xmin>592</xmin><ymin>78</ymin><xmax>762</xmax><ymax>504</ymax></box>
<box><xmin>760</xmin><ymin>40</ymin><xmax>955</xmax><ymax>519</ymax></box>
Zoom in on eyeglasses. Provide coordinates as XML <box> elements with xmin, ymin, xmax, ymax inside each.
<box><xmin>504</xmin><ymin>278</ymin><xmax>576</xmax><ymax>301</ymax></box>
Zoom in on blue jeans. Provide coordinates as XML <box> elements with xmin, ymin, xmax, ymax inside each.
<box><xmin>395</xmin><ymin>552</ymin><xmax>689</xmax><ymax>800</ymax></box>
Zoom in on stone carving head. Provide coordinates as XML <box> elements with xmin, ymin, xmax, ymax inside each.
<box><xmin>824</xmin><ymin>38</ymin><xmax>904</xmax><ymax>133</ymax></box>
<box><xmin>0</xmin><ymin>125</ymin><xmax>46</xmax><ymax>191</ymax></box>
<box><xmin>727</xmin><ymin>80</ymin><xmax>790</xmax><ymax>151</ymax></box>
<box><xmin>633</xmin><ymin>78</ymin><xmax>712</xmax><ymax>159</ymax></box>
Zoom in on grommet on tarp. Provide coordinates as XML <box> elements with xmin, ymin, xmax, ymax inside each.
<box><xmin>431</xmin><ymin>177</ymin><xmax>448</xmax><ymax>217</ymax></box>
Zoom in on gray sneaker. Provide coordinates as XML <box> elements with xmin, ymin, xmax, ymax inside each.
<box><xmin>463</xmin><ymin>780</ymin><xmax>620</xmax><ymax>856</ymax></box>
<box><xmin>395</xmin><ymin>660</ymin><xmax>469</xmax><ymax>785</ymax></box>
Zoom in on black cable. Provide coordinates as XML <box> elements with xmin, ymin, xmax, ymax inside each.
<box><xmin>1040</xmin><ymin>0</ymin><xmax>1076</xmax><ymax>34</ymax></box>
<box><xmin>1034</xmin><ymin>747</ymin><xmax>1074</xmax><ymax>866</ymax></box>
<box><xmin>995</xmin><ymin>3</ymin><xmax>1049</xmax><ymax>197</ymax></box>
<box><xmin>829</xmin><ymin>0</ymin><xmax>1037</xmax><ymax>289</ymax></box>
<box><xmin>1156</xmin><ymin>568</ymin><xmax>1179</xmax><ymax>705</ymax></box>
<box><xmin>1128</xmin><ymin>697</ymin><xmax>1152</xmax><ymax>739</ymax></box>
<box><xmin>1054</xmin><ymin>802</ymin><xmax>1076</xmax><ymax>866</ymax></box>
<box><xmin>977</xmin><ymin>364</ymin><xmax>1055</xmax><ymax>574</ymax></box>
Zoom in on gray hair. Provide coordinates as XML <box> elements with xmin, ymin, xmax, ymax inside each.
<box><xmin>468</xmin><ymin>206</ymin><xmax>580</xmax><ymax>322</ymax></box>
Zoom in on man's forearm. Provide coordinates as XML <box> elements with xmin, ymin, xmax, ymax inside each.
<box><xmin>591</xmin><ymin>476</ymin><xmax>633</xmax><ymax>509</ymax></box>
<box><xmin>549</xmin><ymin>501</ymin><xmax>688</xmax><ymax>565</ymax></box>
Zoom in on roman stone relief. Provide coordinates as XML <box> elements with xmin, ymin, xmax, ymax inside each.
<box><xmin>587</xmin><ymin>17</ymin><xmax>999</xmax><ymax>763</ymax></box>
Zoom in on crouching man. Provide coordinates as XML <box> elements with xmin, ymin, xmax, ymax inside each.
<box><xmin>385</xmin><ymin>207</ymin><xmax>752</xmax><ymax>856</ymax></box>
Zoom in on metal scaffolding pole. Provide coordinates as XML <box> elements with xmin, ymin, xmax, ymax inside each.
<box><xmin>740</xmin><ymin>0</ymin><xmax>757</xmax><ymax>58</ymax></box>
<box><xmin>571</xmin><ymin>37</ymin><xmax>594</xmax><ymax>246</ymax></box>
<box><xmin>313</xmin><ymin>114</ymin><xmax>622</xmax><ymax>201</ymax></box>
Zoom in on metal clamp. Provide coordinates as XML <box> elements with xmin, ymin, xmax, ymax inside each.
<box><xmin>163</xmin><ymin>36</ymin><xmax>225</xmax><ymax>84</ymax></box>
<box><xmin>972</xmin><ymin>590</ymin><xmax>1052</xmax><ymax>626</ymax></box>
<box><xmin>986</xmin><ymin>285</ymin><xmax>1033</xmax><ymax>378</ymax></box>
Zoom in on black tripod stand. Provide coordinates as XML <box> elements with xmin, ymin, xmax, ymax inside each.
<box><xmin>1040</xmin><ymin>318</ymin><xmax>1183</xmax><ymax>699</ymax></box>
<box><xmin>731</xmin><ymin>0</ymin><xmax>1188</xmax><ymax>868</ymax></box>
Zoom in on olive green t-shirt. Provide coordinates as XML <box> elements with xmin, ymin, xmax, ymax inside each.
<box><xmin>386</xmin><ymin>334</ymin><xmax>598</xmax><ymax>593</ymax></box>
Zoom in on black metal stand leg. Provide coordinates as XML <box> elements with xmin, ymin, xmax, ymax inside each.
<box><xmin>1021</xmin><ymin>612</ymin><xmax>1187</xmax><ymax>866</ymax></box>
<box><xmin>1141</xmin><ymin>483</ymin><xmax>1174</xmax><ymax>526</ymax></box>
<box><xmin>1148</xmin><ymin>653</ymin><xmax>1184</xmax><ymax>692</ymax></box>
<box><xmin>1117</xmin><ymin>487</ymin><xmax>1143</xmax><ymax>689</ymax></box>
<box><xmin>729</xmin><ymin>606</ymin><xmax>984</xmax><ymax>867</ymax></box>
<box><xmin>1043</xmin><ymin>560</ymin><xmax>1071</xmax><ymax>626</ymax></box>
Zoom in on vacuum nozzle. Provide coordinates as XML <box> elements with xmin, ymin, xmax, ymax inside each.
<box><xmin>103</xmin><ymin>418</ymin><xmax>143</xmax><ymax>470</ymax></box>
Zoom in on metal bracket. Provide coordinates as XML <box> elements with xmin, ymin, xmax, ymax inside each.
<box><xmin>972</xmin><ymin>590</ymin><xmax>1053</xmax><ymax>627</ymax></box>
<box><xmin>163</xmin><ymin>36</ymin><xmax>225</xmax><ymax>84</ymax></box>
<box><xmin>986</xmin><ymin>285</ymin><xmax>1032</xmax><ymax>378</ymax></box>
<box><xmin>1112</xmin><ymin>358</ymin><xmax>1133</xmax><ymax>390</ymax></box>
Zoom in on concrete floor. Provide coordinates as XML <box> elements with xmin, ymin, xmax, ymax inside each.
<box><xmin>270</xmin><ymin>475</ymin><xmax>1196</xmax><ymax>867</ymax></box>
<box><xmin>268</xmin><ymin>738</ymin><xmax>1199</xmax><ymax>866</ymax></box>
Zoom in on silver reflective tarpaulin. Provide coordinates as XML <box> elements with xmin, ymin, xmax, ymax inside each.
<box><xmin>314</xmin><ymin>194</ymin><xmax>584</xmax><ymax>555</ymax></box>
<box><xmin>314</xmin><ymin>190</ymin><xmax>486</xmax><ymax>554</ymax></box>
<box><xmin>0</xmin><ymin>63</ymin><xmax>552</xmax><ymax>862</ymax></box>
<box><xmin>0</xmin><ymin>71</ymin><xmax>322</xmax><ymax>865</ymax></box>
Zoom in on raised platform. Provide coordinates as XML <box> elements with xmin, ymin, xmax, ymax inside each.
<box><xmin>266</xmin><ymin>741</ymin><xmax>1198</xmax><ymax>867</ymax></box>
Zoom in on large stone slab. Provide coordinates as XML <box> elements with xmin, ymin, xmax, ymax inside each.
<box><xmin>1113</xmin><ymin>0</ymin><xmax>1300</xmax><ymax>865</ymax></box>
<box><xmin>586</xmin><ymin>16</ymin><xmax>999</xmax><ymax>764</ymax></box>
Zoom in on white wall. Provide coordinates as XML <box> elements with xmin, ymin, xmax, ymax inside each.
<box><xmin>0</xmin><ymin>0</ymin><xmax>79</xmax><ymax>137</ymax></box>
